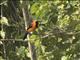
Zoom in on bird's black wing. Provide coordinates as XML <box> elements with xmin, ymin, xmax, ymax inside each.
<box><xmin>27</xmin><ymin>25</ymin><xmax>32</xmax><ymax>30</ymax></box>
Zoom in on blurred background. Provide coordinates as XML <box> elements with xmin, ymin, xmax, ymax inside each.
<box><xmin>0</xmin><ymin>0</ymin><xmax>80</xmax><ymax>60</ymax></box>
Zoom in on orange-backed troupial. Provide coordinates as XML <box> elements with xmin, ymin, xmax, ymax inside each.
<box><xmin>23</xmin><ymin>20</ymin><xmax>38</xmax><ymax>40</ymax></box>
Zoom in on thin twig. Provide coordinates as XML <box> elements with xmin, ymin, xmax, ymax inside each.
<box><xmin>0</xmin><ymin>39</ymin><xmax>28</xmax><ymax>41</ymax></box>
<box><xmin>0</xmin><ymin>1</ymin><xmax>7</xmax><ymax>5</ymax></box>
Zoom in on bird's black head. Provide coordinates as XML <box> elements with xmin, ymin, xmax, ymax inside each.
<box><xmin>36</xmin><ymin>21</ymin><xmax>38</xmax><ymax>28</ymax></box>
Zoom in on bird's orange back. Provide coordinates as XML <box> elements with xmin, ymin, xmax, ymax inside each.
<box><xmin>27</xmin><ymin>20</ymin><xmax>38</xmax><ymax>32</ymax></box>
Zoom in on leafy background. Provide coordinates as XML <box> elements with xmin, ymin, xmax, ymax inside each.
<box><xmin>0</xmin><ymin>0</ymin><xmax>80</xmax><ymax>60</ymax></box>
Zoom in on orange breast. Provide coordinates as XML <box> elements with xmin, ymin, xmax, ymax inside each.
<box><xmin>27</xmin><ymin>26</ymin><xmax>36</xmax><ymax>32</ymax></box>
<box><xmin>27</xmin><ymin>20</ymin><xmax>37</xmax><ymax>32</ymax></box>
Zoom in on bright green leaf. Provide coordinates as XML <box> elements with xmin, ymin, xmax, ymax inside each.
<box><xmin>1</xmin><ymin>17</ymin><xmax>9</xmax><ymax>26</ymax></box>
<box><xmin>0</xmin><ymin>30</ymin><xmax>5</xmax><ymax>39</ymax></box>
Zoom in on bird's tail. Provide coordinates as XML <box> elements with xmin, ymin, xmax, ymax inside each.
<box><xmin>23</xmin><ymin>32</ymin><xmax>29</xmax><ymax>40</ymax></box>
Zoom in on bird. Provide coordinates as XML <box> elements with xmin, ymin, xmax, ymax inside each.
<box><xmin>23</xmin><ymin>20</ymin><xmax>38</xmax><ymax>40</ymax></box>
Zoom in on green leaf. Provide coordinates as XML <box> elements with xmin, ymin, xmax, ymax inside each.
<box><xmin>75</xmin><ymin>24</ymin><xmax>80</xmax><ymax>30</ymax></box>
<box><xmin>61</xmin><ymin>56</ymin><xmax>68</xmax><ymax>60</ymax></box>
<box><xmin>31</xmin><ymin>3</ymin><xmax>39</xmax><ymax>14</ymax></box>
<box><xmin>0</xmin><ymin>56</ymin><xmax>4</xmax><ymax>60</ymax></box>
<box><xmin>35</xmin><ymin>40</ymin><xmax>41</xmax><ymax>48</ymax></box>
<box><xmin>1</xmin><ymin>17</ymin><xmax>9</xmax><ymax>26</ymax></box>
<box><xmin>0</xmin><ymin>30</ymin><xmax>5</xmax><ymax>39</ymax></box>
<box><xmin>16</xmin><ymin>46</ymin><xmax>26</xmax><ymax>58</ymax></box>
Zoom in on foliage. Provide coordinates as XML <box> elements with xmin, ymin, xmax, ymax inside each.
<box><xmin>0</xmin><ymin>0</ymin><xmax>80</xmax><ymax>60</ymax></box>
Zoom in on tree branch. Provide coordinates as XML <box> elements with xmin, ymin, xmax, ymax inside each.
<box><xmin>21</xmin><ymin>1</ymin><xmax>37</xmax><ymax>60</ymax></box>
